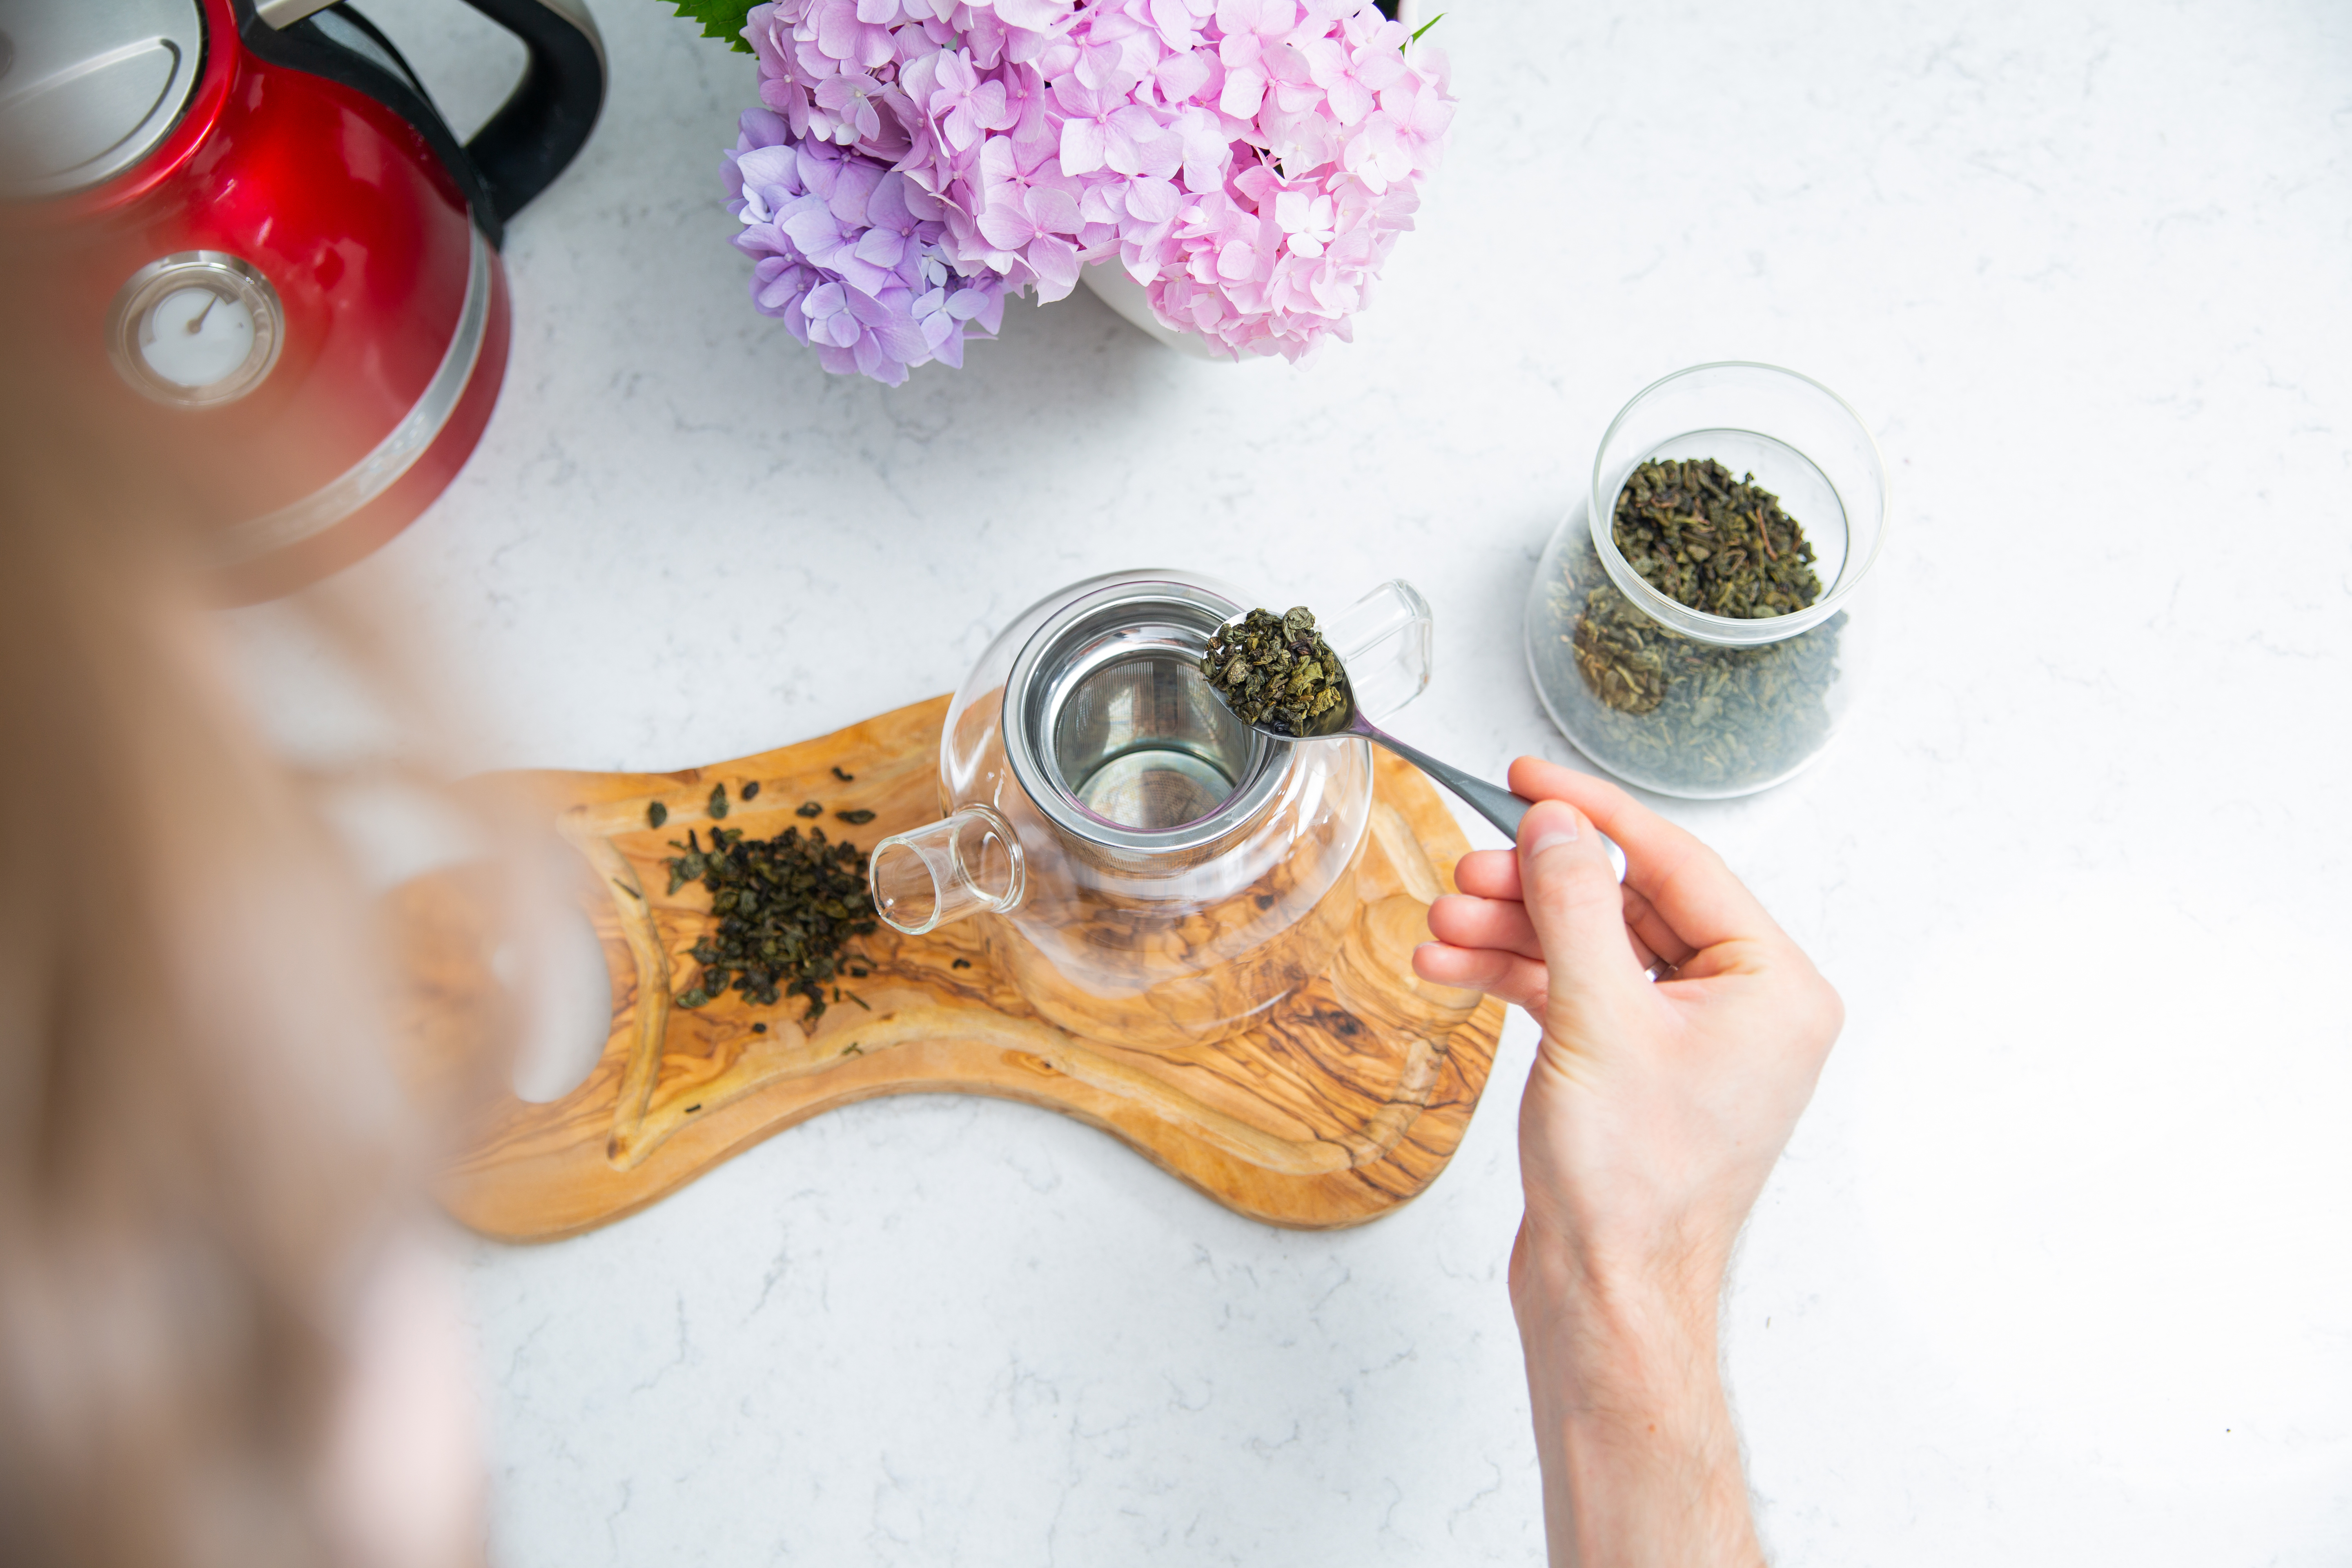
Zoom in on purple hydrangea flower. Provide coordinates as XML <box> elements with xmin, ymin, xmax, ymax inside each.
<box><xmin>725</xmin><ymin>109</ymin><xmax>1010</xmax><ymax>385</ymax></box>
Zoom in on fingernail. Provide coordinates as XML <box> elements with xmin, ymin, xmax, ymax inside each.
<box><xmin>1524</xmin><ymin>821</ymin><xmax>1578</xmax><ymax>855</ymax></box>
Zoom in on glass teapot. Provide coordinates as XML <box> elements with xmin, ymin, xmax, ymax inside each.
<box><xmin>869</xmin><ymin>570</ymin><xmax>1434</xmax><ymax>1051</ymax></box>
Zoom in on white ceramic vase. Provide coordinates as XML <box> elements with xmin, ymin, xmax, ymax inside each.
<box><xmin>1078</xmin><ymin>261</ymin><xmax>1225</xmax><ymax>359</ymax></box>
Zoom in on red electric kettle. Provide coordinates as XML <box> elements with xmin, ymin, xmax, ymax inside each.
<box><xmin>0</xmin><ymin>0</ymin><xmax>604</xmax><ymax>601</ymax></box>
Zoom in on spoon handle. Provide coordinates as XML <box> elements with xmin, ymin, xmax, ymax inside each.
<box><xmin>1354</xmin><ymin>720</ymin><xmax>1628</xmax><ymax>883</ymax></box>
<box><xmin>1354</xmin><ymin>722</ymin><xmax>1530</xmax><ymax>837</ymax></box>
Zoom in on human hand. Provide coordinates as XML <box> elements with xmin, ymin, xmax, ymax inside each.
<box><xmin>1413</xmin><ymin>756</ymin><xmax>1842</xmax><ymax>1303</ymax></box>
<box><xmin>1415</xmin><ymin>759</ymin><xmax>1838</xmax><ymax>1566</ymax></box>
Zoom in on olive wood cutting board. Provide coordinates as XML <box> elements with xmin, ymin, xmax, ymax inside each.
<box><xmin>388</xmin><ymin>695</ymin><xmax>1506</xmax><ymax>1241</ymax></box>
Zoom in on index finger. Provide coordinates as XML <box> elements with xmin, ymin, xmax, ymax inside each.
<box><xmin>1506</xmin><ymin>756</ymin><xmax>1783</xmax><ymax>952</ymax></box>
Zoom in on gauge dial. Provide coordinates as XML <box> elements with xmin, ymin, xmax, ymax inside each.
<box><xmin>108</xmin><ymin>253</ymin><xmax>285</xmax><ymax>408</ymax></box>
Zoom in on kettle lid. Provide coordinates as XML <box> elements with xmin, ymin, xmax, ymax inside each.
<box><xmin>0</xmin><ymin>0</ymin><xmax>206</xmax><ymax>198</ymax></box>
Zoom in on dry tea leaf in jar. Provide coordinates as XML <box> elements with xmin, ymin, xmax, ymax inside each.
<box><xmin>1571</xmin><ymin>589</ymin><xmax>1671</xmax><ymax>714</ymax></box>
<box><xmin>1613</xmin><ymin>458</ymin><xmax>1822</xmax><ymax>619</ymax></box>
<box><xmin>1544</xmin><ymin>532</ymin><xmax>1845</xmax><ymax>793</ymax></box>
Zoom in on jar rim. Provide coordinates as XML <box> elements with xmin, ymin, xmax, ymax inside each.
<box><xmin>1587</xmin><ymin>361</ymin><xmax>1889</xmax><ymax>646</ymax></box>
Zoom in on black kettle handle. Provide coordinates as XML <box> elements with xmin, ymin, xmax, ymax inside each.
<box><xmin>239</xmin><ymin>0</ymin><xmax>605</xmax><ymax>238</ymax></box>
<box><xmin>453</xmin><ymin>0</ymin><xmax>606</xmax><ymax>223</ymax></box>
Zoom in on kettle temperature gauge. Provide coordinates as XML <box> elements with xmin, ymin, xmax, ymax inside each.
<box><xmin>107</xmin><ymin>253</ymin><xmax>285</xmax><ymax>408</ymax></box>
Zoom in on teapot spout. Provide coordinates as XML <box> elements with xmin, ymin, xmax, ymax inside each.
<box><xmin>869</xmin><ymin>804</ymin><xmax>1026</xmax><ymax>935</ymax></box>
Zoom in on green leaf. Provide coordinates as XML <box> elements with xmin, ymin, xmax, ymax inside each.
<box><xmin>659</xmin><ymin>0</ymin><xmax>759</xmax><ymax>54</ymax></box>
<box><xmin>1408</xmin><ymin>10</ymin><xmax>1445</xmax><ymax>44</ymax></box>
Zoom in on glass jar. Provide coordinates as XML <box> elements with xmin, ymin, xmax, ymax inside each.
<box><xmin>1525</xmin><ymin>362</ymin><xmax>1889</xmax><ymax>798</ymax></box>
<box><xmin>869</xmin><ymin>570</ymin><xmax>1434</xmax><ymax>1051</ymax></box>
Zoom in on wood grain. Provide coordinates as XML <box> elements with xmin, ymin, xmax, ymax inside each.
<box><xmin>388</xmin><ymin>696</ymin><xmax>1507</xmax><ymax>1241</ymax></box>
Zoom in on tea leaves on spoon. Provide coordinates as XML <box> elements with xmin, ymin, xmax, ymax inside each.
<box><xmin>1202</xmin><ymin>605</ymin><xmax>1348</xmax><ymax>735</ymax></box>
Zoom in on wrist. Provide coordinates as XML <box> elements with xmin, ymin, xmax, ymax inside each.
<box><xmin>1511</xmin><ymin>1194</ymin><xmax>1732</xmax><ymax>1328</ymax></box>
<box><xmin>1512</xmin><ymin>1228</ymin><xmax>1760</xmax><ymax>1568</ymax></box>
<box><xmin>1512</xmin><ymin>1231</ymin><xmax>1723</xmax><ymax>1411</ymax></box>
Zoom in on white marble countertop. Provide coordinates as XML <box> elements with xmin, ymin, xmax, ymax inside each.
<box><xmin>239</xmin><ymin>0</ymin><xmax>2351</xmax><ymax>1561</ymax></box>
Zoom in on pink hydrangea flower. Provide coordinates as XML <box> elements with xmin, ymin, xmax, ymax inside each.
<box><xmin>728</xmin><ymin>0</ymin><xmax>1452</xmax><ymax>380</ymax></box>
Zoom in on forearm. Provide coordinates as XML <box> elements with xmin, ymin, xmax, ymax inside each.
<box><xmin>1514</xmin><ymin>1243</ymin><xmax>1764</xmax><ymax>1568</ymax></box>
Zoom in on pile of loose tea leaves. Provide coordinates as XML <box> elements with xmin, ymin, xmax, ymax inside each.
<box><xmin>1541</xmin><ymin>532</ymin><xmax>1843</xmax><ymax>794</ymax></box>
<box><xmin>661</xmin><ymin>821</ymin><xmax>877</xmax><ymax>1022</ymax></box>
<box><xmin>1613</xmin><ymin>458</ymin><xmax>1822</xmax><ymax>618</ymax></box>
<box><xmin>1202</xmin><ymin>606</ymin><xmax>1348</xmax><ymax>735</ymax></box>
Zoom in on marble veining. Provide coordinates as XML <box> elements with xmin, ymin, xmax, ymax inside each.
<box><xmin>235</xmin><ymin>0</ymin><xmax>2352</xmax><ymax>1562</ymax></box>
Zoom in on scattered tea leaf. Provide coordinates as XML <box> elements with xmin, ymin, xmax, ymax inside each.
<box><xmin>662</xmin><ymin>819</ymin><xmax>878</xmax><ymax>1023</ymax></box>
<box><xmin>795</xmin><ymin>801</ymin><xmax>822</xmax><ymax>818</ymax></box>
<box><xmin>741</xmin><ymin>780</ymin><xmax>761</xmax><ymax>800</ymax></box>
<box><xmin>647</xmin><ymin>800</ymin><xmax>668</xmax><ymax>829</ymax></box>
<box><xmin>835</xmin><ymin>808</ymin><xmax>876</xmax><ymax>825</ymax></box>
<box><xmin>708</xmin><ymin>782</ymin><xmax>730</xmax><ymax>820</ymax></box>
<box><xmin>831</xmin><ymin>766</ymin><xmax>854</xmax><ymax>781</ymax></box>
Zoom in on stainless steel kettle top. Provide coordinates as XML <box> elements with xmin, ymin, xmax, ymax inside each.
<box><xmin>0</xmin><ymin>0</ymin><xmax>206</xmax><ymax>197</ymax></box>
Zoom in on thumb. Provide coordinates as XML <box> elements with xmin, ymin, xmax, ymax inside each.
<box><xmin>1517</xmin><ymin>799</ymin><xmax>1640</xmax><ymax>996</ymax></box>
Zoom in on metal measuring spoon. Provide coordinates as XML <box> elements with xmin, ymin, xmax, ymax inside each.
<box><xmin>1221</xmin><ymin>650</ymin><xmax>1628</xmax><ymax>884</ymax></box>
